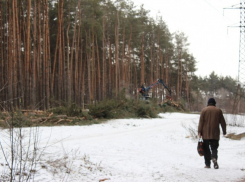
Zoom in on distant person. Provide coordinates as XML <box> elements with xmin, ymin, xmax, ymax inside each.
<box><xmin>198</xmin><ymin>98</ymin><xmax>226</xmax><ymax>169</ymax></box>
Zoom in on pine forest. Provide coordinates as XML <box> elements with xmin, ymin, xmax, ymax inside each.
<box><xmin>0</xmin><ymin>0</ymin><xmax>242</xmax><ymax>113</ymax></box>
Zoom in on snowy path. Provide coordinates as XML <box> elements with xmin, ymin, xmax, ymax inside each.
<box><xmin>1</xmin><ymin>113</ymin><xmax>245</xmax><ymax>181</ymax></box>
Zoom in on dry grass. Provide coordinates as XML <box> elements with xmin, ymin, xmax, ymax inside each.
<box><xmin>181</xmin><ymin>120</ymin><xmax>198</xmax><ymax>139</ymax></box>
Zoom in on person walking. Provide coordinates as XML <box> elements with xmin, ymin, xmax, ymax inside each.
<box><xmin>198</xmin><ymin>98</ymin><xmax>226</xmax><ymax>169</ymax></box>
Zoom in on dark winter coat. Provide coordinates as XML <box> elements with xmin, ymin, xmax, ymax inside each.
<box><xmin>198</xmin><ymin>105</ymin><xmax>226</xmax><ymax>140</ymax></box>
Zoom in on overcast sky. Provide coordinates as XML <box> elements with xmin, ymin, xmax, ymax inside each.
<box><xmin>130</xmin><ymin>0</ymin><xmax>240</xmax><ymax>79</ymax></box>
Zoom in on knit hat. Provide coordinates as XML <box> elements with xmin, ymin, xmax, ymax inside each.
<box><xmin>207</xmin><ymin>98</ymin><xmax>216</xmax><ymax>105</ymax></box>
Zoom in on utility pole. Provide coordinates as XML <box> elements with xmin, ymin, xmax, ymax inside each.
<box><xmin>224</xmin><ymin>1</ymin><xmax>245</xmax><ymax>114</ymax></box>
<box><xmin>238</xmin><ymin>1</ymin><xmax>245</xmax><ymax>84</ymax></box>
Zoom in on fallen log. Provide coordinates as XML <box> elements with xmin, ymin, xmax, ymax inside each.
<box><xmin>31</xmin><ymin>118</ymin><xmax>43</xmax><ymax>123</ymax></box>
<box><xmin>55</xmin><ymin>119</ymin><xmax>64</xmax><ymax>124</ymax></box>
<box><xmin>55</xmin><ymin>115</ymin><xmax>67</xmax><ymax>118</ymax></box>
<box><xmin>99</xmin><ymin>178</ymin><xmax>110</xmax><ymax>182</ymax></box>
<box><xmin>225</xmin><ymin>133</ymin><xmax>235</xmax><ymax>138</ymax></box>
<box><xmin>225</xmin><ymin>132</ymin><xmax>245</xmax><ymax>140</ymax></box>
<box><xmin>48</xmin><ymin>118</ymin><xmax>59</xmax><ymax>123</ymax></box>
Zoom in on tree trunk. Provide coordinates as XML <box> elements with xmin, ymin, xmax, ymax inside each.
<box><xmin>91</xmin><ymin>23</ymin><xmax>95</xmax><ymax>102</ymax></box>
<box><xmin>115</xmin><ymin>24</ymin><xmax>118</xmax><ymax>97</ymax></box>
<box><xmin>12</xmin><ymin>0</ymin><xmax>18</xmax><ymax>108</ymax></box>
<box><xmin>32</xmin><ymin>1</ymin><xmax>37</xmax><ymax>109</ymax></box>
<box><xmin>66</xmin><ymin>19</ymin><xmax>71</xmax><ymax>103</ymax></box>
<box><xmin>102</xmin><ymin>16</ymin><xmax>106</xmax><ymax>100</ymax></box>
<box><xmin>44</xmin><ymin>0</ymin><xmax>50</xmax><ymax>109</ymax></box>
<box><xmin>115</xmin><ymin>10</ymin><xmax>120</xmax><ymax>97</ymax></box>
<box><xmin>75</xmin><ymin>1</ymin><xmax>81</xmax><ymax>104</ymax></box>
<box><xmin>108</xmin><ymin>40</ymin><xmax>112</xmax><ymax>98</ymax></box>
<box><xmin>150</xmin><ymin>36</ymin><xmax>154</xmax><ymax>87</ymax></box>
<box><xmin>37</xmin><ymin>0</ymin><xmax>41</xmax><ymax>108</ymax></box>
<box><xmin>25</xmin><ymin>0</ymin><xmax>31</xmax><ymax>108</ymax></box>
<box><xmin>96</xmin><ymin>34</ymin><xmax>101</xmax><ymax>101</ymax></box>
<box><xmin>86</xmin><ymin>31</ymin><xmax>91</xmax><ymax>104</ymax></box>
<box><xmin>8</xmin><ymin>1</ymin><xmax>13</xmax><ymax>106</ymax></box>
<box><xmin>140</xmin><ymin>34</ymin><xmax>144</xmax><ymax>86</ymax></box>
<box><xmin>127</xmin><ymin>25</ymin><xmax>132</xmax><ymax>96</ymax></box>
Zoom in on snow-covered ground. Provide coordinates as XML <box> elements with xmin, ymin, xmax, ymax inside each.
<box><xmin>0</xmin><ymin>113</ymin><xmax>245</xmax><ymax>182</ymax></box>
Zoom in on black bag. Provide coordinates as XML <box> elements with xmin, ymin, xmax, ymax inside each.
<box><xmin>197</xmin><ymin>138</ymin><xmax>204</xmax><ymax>156</ymax></box>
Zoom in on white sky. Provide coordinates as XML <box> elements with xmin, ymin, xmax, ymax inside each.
<box><xmin>131</xmin><ymin>0</ymin><xmax>240</xmax><ymax>79</ymax></box>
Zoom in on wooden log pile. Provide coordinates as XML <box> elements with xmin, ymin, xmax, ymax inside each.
<box><xmin>161</xmin><ymin>99</ymin><xmax>185</xmax><ymax>111</ymax></box>
<box><xmin>0</xmin><ymin>110</ymin><xmax>86</xmax><ymax>126</ymax></box>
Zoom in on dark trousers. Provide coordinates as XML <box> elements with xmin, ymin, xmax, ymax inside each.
<box><xmin>203</xmin><ymin>139</ymin><xmax>219</xmax><ymax>166</ymax></box>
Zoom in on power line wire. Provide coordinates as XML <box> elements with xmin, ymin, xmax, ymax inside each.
<box><xmin>202</xmin><ymin>0</ymin><xmax>238</xmax><ymax>23</ymax></box>
<box><xmin>131</xmin><ymin>0</ymin><xmax>238</xmax><ymax>25</ymax></box>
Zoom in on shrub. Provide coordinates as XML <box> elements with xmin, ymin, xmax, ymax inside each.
<box><xmin>0</xmin><ymin>110</ymin><xmax>42</xmax><ymax>181</ymax></box>
<box><xmin>225</xmin><ymin>114</ymin><xmax>245</xmax><ymax>127</ymax></box>
<box><xmin>50</xmin><ymin>104</ymin><xmax>84</xmax><ymax>117</ymax></box>
<box><xmin>181</xmin><ymin>121</ymin><xmax>198</xmax><ymax>139</ymax></box>
<box><xmin>83</xmin><ymin>112</ymin><xmax>93</xmax><ymax>120</ymax></box>
<box><xmin>88</xmin><ymin>98</ymin><xmax>160</xmax><ymax>119</ymax></box>
<box><xmin>51</xmin><ymin>106</ymin><xmax>67</xmax><ymax>115</ymax></box>
<box><xmin>134</xmin><ymin>101</ymin><xmax>159</xmax><ymax>118</ymax></box>
<box><xmin>88</xmin><ymin>99</ymin><xmax>119</xmax><ymax>119</ymax></box>
<box><xmin>66</xmin><ymin>103</ymin><xmax>83</xmax><ymax>117</ymax></box>
<box><xmin>0</xmin><ymin>111</ymin><xmax>32</xmax><ymax>128</ymax></box>
<box><xmin>0</xmin><ymin>112</ymin><xmax>5</xmax><ymax>120</ymax></box>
